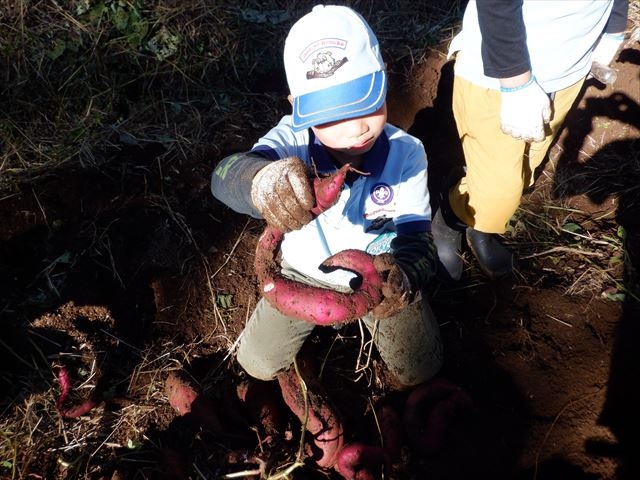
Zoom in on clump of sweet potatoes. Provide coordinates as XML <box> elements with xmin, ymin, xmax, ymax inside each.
<box><xmin>334</xmin><ymin>379</ymin><xmax>473</xmax><ymax>480</ymax></box>
<box><xmin>254</xmin><ymin>162</ymin><xmax>383</xmax><ymax>326</ymax></box>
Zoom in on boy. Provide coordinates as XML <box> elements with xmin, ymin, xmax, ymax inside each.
<box><xmin>211</xmin><ymin>4</ymin><xmax>442</xmax><ymax>469</ymax></box>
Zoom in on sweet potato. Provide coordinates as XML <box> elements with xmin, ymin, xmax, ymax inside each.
<box><xmin>277</xmin><ymin>368</ymin><xmax>344</xmax><ymax>469</ymax></box>
<box><xmin>375</xmin><ymin>404</ymin><xmax>403</xmax><ymax>463</ymax></box>
<box><xmin>333</xmin><ymin>404</ymin><xmax>401</xmax><ymax>480</ymax></box>
<box><xmin>256</xmin><ymin>231</ymin><xmax>383</xmax><ymax>325</ymax></box>
<box><xmin>310</xmin><ymin>163</ymin><xmax>353</xmax><ymax>215</ymax></box>
<box><xmin>403</xmin><ymin>377</ymin><xmax>473</xmax><ymax>455</ymax></box>
<box><xmin>165</xmin><ymin>371</ymin><xmax>224</xmax><ymax>434</ymax></box>
<box><xmin>56</xmin><ymin>366</ymin><xmax>97</xmax><ymax>418</ymax></box>
<box><xmin>254</xmin><ymin>163</ymin><xmax>383</xmax><ymax>325</ymax></box>
<box><xmin>236</xmin><ymin>379</ymin><xmax>282</xmax><ymax>439</ymax></box>
<box><xmin>335</xmin><ymin>442</ymin><xmax>385</xmax><ymax>480</ymax></box>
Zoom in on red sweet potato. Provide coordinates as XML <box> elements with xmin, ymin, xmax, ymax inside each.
<box><xmin>403</xmin><ymin>377</ymin><xmax>473</xmax><ymax>455</ymax></box>
<box><xmin>375</xmin><ymin>404</ymin><xmax>403</xmax><ymax>463</ymax></box>
<box><xmin>311</xmin><ymin>163</ymin><xmax>353</xmax><ymax>215</ymax></box>
<box><xmin>335</xmin><ymin>442</ymin><xmax>385</xmax><ymax>480</ymax></box>
<box><xmin>277</xmin><ymin>369</ymin><xmax>344</xmax><ymax>469</ymax></box>
<box><xmin>255</xmin><ymin>229</ymin><xmax>383</xmax><ymax>325</ymax></box>
<box><xmin>165</xmin><ymin>371</ymin><xmax>224</xmax><ymax>434</ymax></box>
<box><xmin>334</xmin><ymin>404</ymin><xmax>401</xmax><ymax>480</ymax></box>
<box><xmin>56</xmin><ymin>366</ymin><xmax>97</xmax><ymax>418</ymax></box>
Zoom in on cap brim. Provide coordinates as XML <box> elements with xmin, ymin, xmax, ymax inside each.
<box><xmin>291</xmin><ymin>71</ymin><xmax>387</xmax><ymax>131</ymax></box>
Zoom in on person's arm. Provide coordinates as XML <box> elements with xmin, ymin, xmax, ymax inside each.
<box><xmin>211</xmin><ymin>153</ymin><xmax>316</xmax><ymax>232</ymax></box>
<box><xmin>211</xmin><ymin>151</ymin><xmax>272</xmax><ymax>218</ymax></box>
<box><xmin>605</xmin><ymin>0</ymin><xmax>629</xmax><ymax>35</ymax></box>
<box><xmin>476</xmin><ymin>0</ymin><xmax>530</xmax><ymax>79</ymax></box>
<box><xmin>475</xmin><ymin>0</ymin><xmax>550</xmax><ymax>142</ymax></box>
<box><xmin>591</xmin><ymin>0</ymin><xmax>629</xmax><ymax>71</ymax></box>
<box><xmin>391</xmin><ymin>231</ymin><xmax>438</xmax><ymax>292</ymax></box>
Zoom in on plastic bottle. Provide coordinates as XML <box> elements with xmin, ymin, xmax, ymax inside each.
<box><xmin>590</xmin><ymin>63</ymin><xmax>617</xmax><ymax>85</ymax></box>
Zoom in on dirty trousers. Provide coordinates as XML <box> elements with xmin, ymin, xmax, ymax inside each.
<box><xmin>450</xmin><ymin>74</ymin><xmax>585</xmax><ymax>233</ymax></box>
<box><xmin>236</xmin><ymin>264</ymin><xmax>443</xmax><ymax>387</ymax></box>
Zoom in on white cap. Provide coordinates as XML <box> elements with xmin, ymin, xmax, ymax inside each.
<box><xmin>284</xmin><ymin>5</ymin><xmax>387</xmax><ymax>131</ymax></box>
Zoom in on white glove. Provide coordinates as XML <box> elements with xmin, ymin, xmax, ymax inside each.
<box><xmin>592</xmin><ymin>33</ymin><xmax>625</xmax><ymax>67</ymax></box>
<box><xmin>250</xmin><ymin>156</ymin><xmax>315</xmax><ymax>232</ymax></box>
<box><xmin>500</xmin><ymin>76</ymin><xmax>551</xmax><ymax>143</ymax></box>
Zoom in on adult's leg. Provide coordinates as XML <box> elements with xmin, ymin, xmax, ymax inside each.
<box><xmin>450</xmin><ymin>75</ymin><xmax>528</xmax><ymax>233</ymax></box>
<box><xmin>438</xmin><ymin>75</ymin><xmax>529</xmax><ymax>279</ymax></box>
<box><xmin>524</xmin><ymin>79</ymin><xmax>586</xmax><ymax>186</ymax></box>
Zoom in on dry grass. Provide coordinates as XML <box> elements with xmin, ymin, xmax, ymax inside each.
<box><xmin>511</xmin><ymin>174</ymin><xmax>627</xmax><ymax>300</ymax></box>
<box><xmin>0</xmin><ymin>0</ymin><xmax>463</xmax><ymax>193</ymax></box>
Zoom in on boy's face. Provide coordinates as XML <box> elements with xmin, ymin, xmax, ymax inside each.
<box><xmin>289</xmin><ymin>96</ymin><xmax>387</xmax><ymax>157</ymax></box>
<box><xmin>311</xmin><ymin>103</ymin><xmax>387</xmax><ymax>156</ymax></box>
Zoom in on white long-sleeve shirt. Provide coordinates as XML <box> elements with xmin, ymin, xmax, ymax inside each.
<box><xmin>448</xmin><ymin>0</ymin><xmax>628</xmax><ymax>93</ymax></box>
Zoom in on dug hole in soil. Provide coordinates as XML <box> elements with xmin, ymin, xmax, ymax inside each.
<box><xmin>1</xmin><ymin>25</ymin><xmax>640</xmax><ymax>480</ymax></box>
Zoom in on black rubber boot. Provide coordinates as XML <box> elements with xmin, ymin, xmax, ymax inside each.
<box><xmin>431</xmin><ymin>202</ymin><xmax>466</xmax><ymax>282</ymax></box>
<box><xmin>466</xmin><ymin>228</ymin><xmax>516</xmax><ymax>280</ymax></box>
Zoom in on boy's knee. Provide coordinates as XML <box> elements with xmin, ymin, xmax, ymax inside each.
<box><xmin>236</xmin><ymin>349</ymin><xmax>286</xmax><ymax>381</ymax></box>
<box><xmin>394</xmin><ymin>352</ymin><xmax>443</xmax><ymax>390</ymax></box>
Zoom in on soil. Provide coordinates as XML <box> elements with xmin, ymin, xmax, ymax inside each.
<box><xmin>1</xmin><ymin>25</ymin><xmax>640</xmax><ymax>480</ymax></box>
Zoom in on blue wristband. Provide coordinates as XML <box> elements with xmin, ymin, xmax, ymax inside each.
<box><xmin>500</xmin><ymin>75</ymin><xmax>535</xmax><ymax>93</ymax></box>
<box><xmin>603</xmin><ymin>33</ymin><xmax>625</xmax><ymax>41</ymax></box>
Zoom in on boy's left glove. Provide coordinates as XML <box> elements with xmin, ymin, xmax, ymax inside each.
<box><xmin>371</xmin><ymin>253</ymin><xmax>411</xmax><ymax>320</ymax></box>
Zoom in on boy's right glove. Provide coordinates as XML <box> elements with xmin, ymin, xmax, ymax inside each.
<box><xmin>500</xmin><ymin>76</ymin><xmax>551</xmax><ymax>143</ymax></box>
<box><xmin>251</xmin><ymin>156</ymin><xmax>315</xmax><ymax>232</ymax></box>
<box><xmin>371</xmin><ymin>253</ymin><xmax>411</xmax><ymax>320</ymax></box>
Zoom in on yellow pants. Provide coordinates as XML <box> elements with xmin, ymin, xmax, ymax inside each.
<box><xmin>450</xmin><ymin>75</ymin><xmax>585</xmax><ymax>233</ymax></box>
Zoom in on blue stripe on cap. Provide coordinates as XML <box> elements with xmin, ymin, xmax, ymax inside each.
<box><xmin>291</xmin><ymin>70</ymin><xmax>387</xmax><ymax>131</ymax></box>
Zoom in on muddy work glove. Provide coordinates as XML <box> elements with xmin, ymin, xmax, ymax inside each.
<box><xmin>250</xmin><ymin>156</ymin><xmax>315</xmax><ymax>232</ymax></box>
<box><xmin>500</xmin><ymin>76</ymin><xmax>551</xmax><ymax>143</ymax></box>
<box><xmin>371</xmin><ymin>253</ymin><xmax>411</xmax><ymax>320</ymax></box>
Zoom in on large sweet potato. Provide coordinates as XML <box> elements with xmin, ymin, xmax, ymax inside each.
<box><xmin>254</xmin><ymin>163</ymin><xmax>383</xmax><ymax>325</ymax></box>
